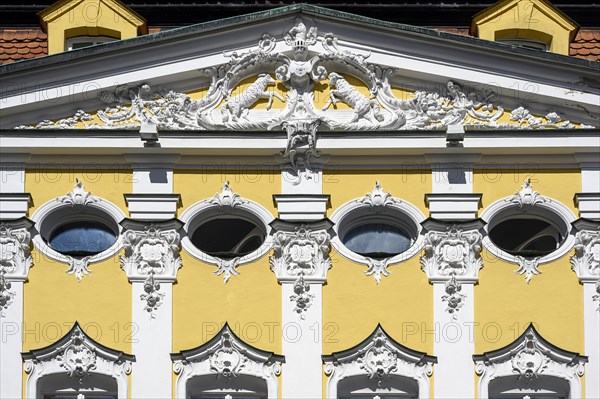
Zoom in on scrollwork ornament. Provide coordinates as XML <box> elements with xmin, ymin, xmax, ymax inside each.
<box><xmin>205</xmin><ymin>181</ymin><xmax>248</xmax><ymax>210</ymax></box>
<box><xmin>365</xmin><ymin>258</ymin><xmax>391</xmax><ymax>284</ymax></box>
<box><xmin>58</xmin><ymin>178</ymin><xmax>99</xmax><ymax>207</ymax></box>
<box><xmin>66</xmin><ymin>256</ymin><xmax>92</xmax><ymax>282</ymax></box>
<box><xmin>358</xmin><ymin>331</ymin><xmax>398</xmax><ymax>383</ymax></box>
<box><xmin>593</xmin><ymin>280</ymin><xmax>600</xmax><ymax>311</ymax></box>
<box><xmin>515</xmin><ymin>256</ymin><xmax>542</xmax><ymax>284</ymax></box>
<box><xmin>570</xmin><ymin>227</ymin><xmax>600</xmax><ymax>281</ymax></box>
<box><xmin>57</xmin><ymin>329</ymin><xmax>98</xmax><ymax>383</ymax></box>
<box><xmin>507</xmin><ymin>178</ymin><xmax>549</xmax><ymax>209</ymax></box>
<box><xmin>209</xmin><ymin>331</ymin><xmax>246</xmax><ymax>381</ymax></box>
<box><xmin>357</xmin><ymin>181</ymin><xmax>401</xmax><ymax>208</ymax></box>
<box><xmin>511</xmin><ymin>333</ymin><xmax>549</xmax><ymax>380</ymax></box>
<box><xmin>216</xmin><ymin>258</ymin><xmax>240</xmax><ymax>284</ymax></box>
<box><xmin>0</xmin><ymin>222</ymin><xmax>33</xmax><ymax>277</ymax></box>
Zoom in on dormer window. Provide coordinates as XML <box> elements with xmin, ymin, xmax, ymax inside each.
<box><xmin>67</xmin><ymin>35</ymin><xmax>117</xmax><ymax>51</ymax></box>
<box><xmin>497</xmin><ymin>38</ymin><xmax>549</xmax><ymax>51</ymax></box>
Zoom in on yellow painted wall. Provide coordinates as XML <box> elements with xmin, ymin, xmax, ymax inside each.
<box><xmin>172</xmin><ymin>169</ymin><xmax>282</xmax><ymax>394</ymax></box>
<box><xmin>473</xmin><ymin>169</ymin><xmax>584</xmax><ymax>394</ymax></box>
<box><xmin>322</xmin><ymin>171</ymin><xmax>434</xmax><ymax>397</ymax></box>
<box><xmin>23</xmin><ymin>169</ymin><xmax>133</xmax><ymax>395</ymax></box>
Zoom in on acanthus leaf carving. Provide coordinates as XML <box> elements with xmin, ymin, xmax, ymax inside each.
<box><xmin>571</xmin><ymin>226</ymin><xmax>600</xmax><ymax>283</ymax></box>
<box><xmin>57</xmin><ymin>328</ymin><xmax>98</xmax><ymax>383</ymax></box>
<box><xmin>17</xmin><ymin>22</ymin><xmax>594</xmax><ymax>133</ymax></box>
<box><xmin>515</xmin><ymin>256</ymin><xmax>542</xmax><ymax>284</ymax></box>
<box><xmin>0</xmin><ymin>219</ymin><xmax>34</xmax><ymax>280</ymax></box>
<box><xmin>357</xmin><ymin>181</ymin><xmax>402</xmax><ymax>208</ymax></box>
<box><xmin>205</xmin><ymin>181</ymin><xmax>248</xmax><ymax>210</ymax></box>
<box><xmin>506</xmin><ymin>178</ymin><xmax>549</xmax><ymax>209</ymax></box>
<box><xmin>120</xmin><ymin>224</ymin><xmax>183</xmax><ymax>281</ymax></box>
<box><xmin>216</xmin><ymin>257</ymin><xmax>241</xmax><ymax>284</ymax></box>
<box><xmin>365</xmin><ymin>258</ymin><xmax>391</xmax><ymax>285</ymax></box>
<box><xmin>66</xmin><ymin>256</ymin><xmax>92</xmax><ymax>282</ymax></box>
<box><xmin>593</xmin><ymin>280</ymin><xmax>600</xmax><ymax>311</ymax></box>
<box><xmin>58</xmin><ymin>178</ymin><xmax>99</xmax><ymax>207</ymax></box>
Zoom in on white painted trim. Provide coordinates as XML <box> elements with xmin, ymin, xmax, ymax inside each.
<box><xmin>131</xmin><ymin>281</ymin><xmax>173</xmax><ymax>399</ymax></box>
<box><xmin>179</xmin><ymin>195</ymin><xmax>274</xmax><ymax>269</ymax></box>
<box><xmin>329</xmin><ymin>189</ymin><xmax>426</xmax><ymax>272</ymax></box>
<box><xmin>583</xmin><ymin>282</ymin><xmax>600</xmax><ymax>399</ymax></box>
<box><xmin>480</xmin><ymin>192</ymin><xmax>577</xmax><ymax>267</ymax></box>
<box><xmin>30</xmin><ymin>195</ymin><xmax>126</xmax><ymax>270</ymax></box>
<box><xmin>0</xmin><ymin>281</ymin><xmax>23</xmax><ymax>399</ymax></box>
<box><xmin>433</xmin><ymin>282</ymin><xmax>475</xmax><ymax>398</ymax></box>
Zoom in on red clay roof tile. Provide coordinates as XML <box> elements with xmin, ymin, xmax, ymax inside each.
<box><xmin>0</xmin><ymin>28</ymin><xmax>48</xmax><ymax>64</ymax></box>
<box><xmin>571</xmin><ymin>29</ymin><xmax>600</xmax><ymax>62</ymax></box>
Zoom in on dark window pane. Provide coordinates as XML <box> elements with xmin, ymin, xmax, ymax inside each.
<box><xmin>48</xmin><ymin>221</ymin><xmax>117</xmax><ymax>256</ymax></box>
<box><xmin>342</xmin><ymin>223</ymin><xmax>412</xmax><ymax>259</ymax></box>
<box><xmin>489</xmin><ymin>218</ymin><xmax>562</xmax><ymax>257</ymax></box>
<box><xmin>191</xmin><ymin>218</ymin><xmax>264</xmax><ymax>258</ymax></box>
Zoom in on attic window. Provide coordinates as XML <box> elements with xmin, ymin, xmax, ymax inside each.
<box><xmin>67</xmin><ymin>36</ymin><xmax>117</xmax><ymax>51</ymax></box>
<box><xmin>497</xmin><ymin>38</ymin><xmax>548</xmax><ymax>51</ymax></box>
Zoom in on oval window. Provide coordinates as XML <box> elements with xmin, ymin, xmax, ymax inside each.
<box><xmin>342</xmin><ymin>223</ymin><xmax>412</xmax><ymax>259</ymax></box>
<box><xmin>488</xmin><ymin>218</ymin><xmax>564</xmax><ymax>258</ymax></box>
<box><xmin>190</xmin><ymin>217</ymin><xmax>265</xmax><ymax>259</ymax></box>
<box><xmin>47</xmin><ymin>221</ymin><xmax>118</xmax><ymax>257</ymax></box>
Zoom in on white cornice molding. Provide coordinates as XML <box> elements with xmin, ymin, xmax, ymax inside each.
<box><xmin>22</xmin><ymin>322</ymin><xmax>135</xmax><ymax>399</ymax></box>
<box><xmin>179</xmin><ymin>181</ymin><xmax>274</xmax><ymax>283</ymax></box>
<box><xmin>323</xmin><ymin>324</ymin><xmax>436</xmax><ymax>399</ymax></box>
<box><xmin>30</xmin><ymin>179</ymin><xmax>126</xmax><ymax>282</ymax></box>
<box><xmin>473</xmin><ymin>324</ymin><xmax>587</xmax><ymax>399</ymax></box>
<box><xmin>171</xmin><ymin>323</ymin><xmax>284</xmax><ymax>399</ymax></box>
<box><xmin>480</xmin><ymin>179</ymin><xmax>577</xmax><ymax>283</ymax></box>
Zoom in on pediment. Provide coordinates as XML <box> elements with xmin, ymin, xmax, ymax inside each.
<box><xmin>1</xmin><ymin>4</ymin><xmax>598</xmax><ymax>131</ymax></box>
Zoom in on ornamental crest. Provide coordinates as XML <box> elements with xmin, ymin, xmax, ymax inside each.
<box><xmin>270</xmin><ymin>226</ymin><xmax>331</xmax><ymax>282</ymax></box>
<box><xmin>120</xmin><ymin>223</ymin><xmax>182</xmax><ymax>282</ymax></box>
<box><xmin>507</xmin><ymin>178</ymin><xmax>549</xmax><ymax>209</ymax></box>
<box><xmin>571</xmin><ymin>226</ymin><xmax>600</xmax><ymax>282</ymax></box>
<box><xmin>58</xmin><ymin>178</ymin><xmax>99</xmax><ymax>207</ymax></box>
<box><xmin>209</xmin><ymin>331</ymin><xmax>247</xmax><ymax>381</ymax></box>
<box><xmin>420</xmin><ymin>225</ymin><xmax>483</xmax><ymax>280</ymax></box>
<box><xmin>511</xmin><ymin>333</ymin><xmax>549</xmax><ymax>380</ymax></box>
<box><xmin>358</xmin><ymin>331</ymin><xmax>399</xmax><ymax>382</ymax></box>
<box><xmin>0</xmin><ymin>220</ymin><xmax>33</xmax><ymax>278</ymax></box>
<box><xmin>205</xmin><ymin>181</ymin><xmax>248</xmax><ymax>210</ymax></box>
<box><xmin>57</xmin><ymin>329</ymin><xmax>98</xmax><ymax>382</ymax></box>
<box><xmin>357</xmin><ymin>181</ymin><xmax>401</xmax><ymax>208</ymax></box>
<box><xmin>18</xmin><ymin>21</ymin><xmax>591</xmax><ymax>133</ymax></box>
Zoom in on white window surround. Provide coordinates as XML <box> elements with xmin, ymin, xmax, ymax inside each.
<box><xmin>179</xmin><ymin>182</ymin><xmax>274</xmax><ymax>282</ymax></box>
<box><xmin>30</xmin><ymin>179</ymin><xmax>126</xmax><ymax>280</ymax></box>
<box><xmin>480</xmin><ymin>179</ymin><xmax>576</xmax><ymax>268</ymax></box>
<box><xmin>473</xmin><ymin>324</ymin><xmax>587</xmax><ymax>399</ymax></box>
<box><xmin>22</xmin><ymin>322</ymin><xmax>134</xmax><ymax>399</ymax></box>
<box><xmin>329</xmin><ymin>181</ymin><xmax>426</xmax><ymax>283</ymax></box>
<box><xmin>171</xmin><ymin>323</ymin><xmax>284</xmax><ymax>399</ymax></box>
<box><xmin>323</xmin><ymin>324</ymin><xmax>436</xmax><ymax>399</ymax></box>
<box><xmin>66</xmin><ymin>36</ymin><xmax>117</xmax><ymax>51</ymax></box>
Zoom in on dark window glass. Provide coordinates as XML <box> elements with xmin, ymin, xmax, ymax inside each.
<box><xmin>191</xmin><ymin>218</ymin><xmax>264</xmax><ymax>259</ymax></box>
<box><xmin>342</xmin><ymin>223</ymin><xmax>412</xmax><ymax>259</ymax></box>
<box><xmin>489</xmin><ymin>218</ymin><xmax>562</xmax><ymax>257</ymax></box>
<box><xmin>47</xmin><ymin>221</ymin><xmax>117</xmax><ymax>257</ymax></box>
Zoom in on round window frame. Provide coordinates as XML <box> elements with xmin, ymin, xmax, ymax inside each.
<box><xmin>330</xmin><ymin>197</ymin><xmax>426</xmax><ymax>267</ymax></box>
<box><xmin>480</xmin><ymin>195</ymin><xmax>576</xmax><ymax>266</ymax></box>
<box><xmin>31</xmin><ymin>197</ymin><xmax>125</xmax><ymax>266</ymax></box>
<box><xmin>179</xmin><ymin>198</ymin><xmax>274</xmax><ymax>266</ymax></box>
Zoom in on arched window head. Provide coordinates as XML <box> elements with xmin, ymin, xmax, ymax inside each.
<box><xmin>22</xmin><ymin>322</ymin><xmax>134</xmax><ymax>399</ymax></box>
<box><xmin>474</xmin><ymin>324</ymin><xmax>587</xmax><ymax>399</ymax></box>
<box><xmin>323</xmin><ymin>325</ymin><xmax>436</xmax><ymax>399</ymax></box>
<box><xmin>171</xmin><ymin>323</ymin><xmax>284</xmax><ymax>399</ymax></box>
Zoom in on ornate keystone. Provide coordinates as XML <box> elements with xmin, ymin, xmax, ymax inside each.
<box><xmin>506</xmin><ymin>178</ymin><xmax>549</xmax><ymax>209</ymax></box>
<box><xmin>58</xmin><ymin>178</ymin><xmax>99</xmax><ymax>207</ymax></box>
